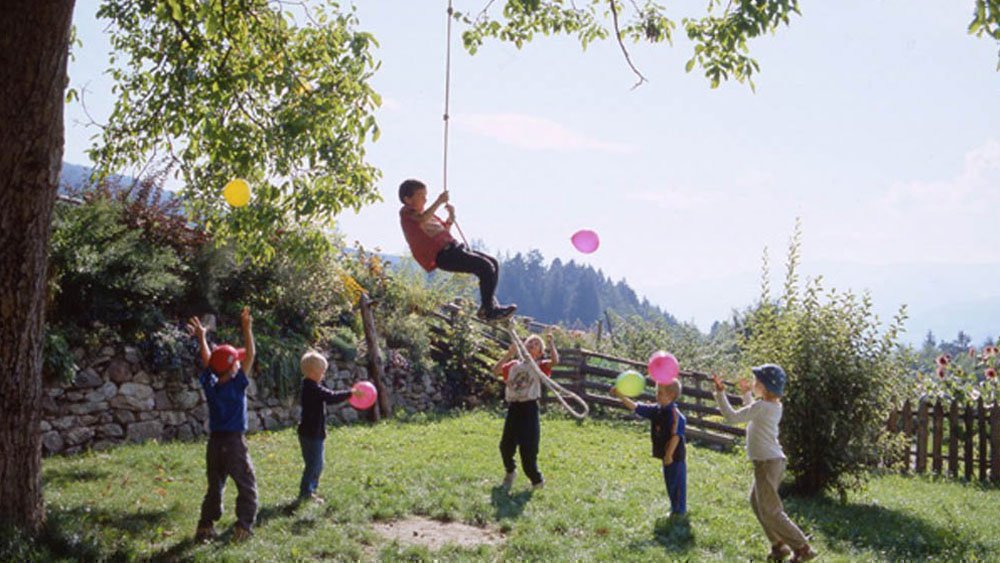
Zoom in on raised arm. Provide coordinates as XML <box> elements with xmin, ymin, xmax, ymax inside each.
<box><xmin>546</xmin><ymin>331</ymin><xmax>559</xmax><ymax>366</ymax></box>
<box><xmin>411</xmin><ymin>191</ymin><xmax>449</xmax><ymax>224</ymax></box>
<box><xmin>186</xmin><ymin>316</ymin><xmax>211</xmax><ymax>368</ymax></box>
<box><xmin>241</xmin><ymin>306</ymin><xmax>256</xmax><ymax>376</ymax></box>
<box><xmin>492</xmin><ymin>342</ymin><xmax>517</xmax><ymax>377</ymax></box>
<box><xmin>711</xmin><ymin>374</ymin><xmax>757</xmax><ymax>424</ymax></box>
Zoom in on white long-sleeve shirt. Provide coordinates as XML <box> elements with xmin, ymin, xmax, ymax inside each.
<box><xmin>714</xmin><ymin>390</ymin><xmax>786</xmax><ymax>461</ymax></box>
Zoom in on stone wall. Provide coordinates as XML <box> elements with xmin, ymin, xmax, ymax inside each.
<box><xmin>41</xmin><ymin>345</ymin><xmax>447</xmax><ymax>456</ymax></box>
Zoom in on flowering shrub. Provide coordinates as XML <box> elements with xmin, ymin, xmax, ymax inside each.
<box><xmin>917</xmin><ymin>347</ymin><xmax>1000</xmax><ymax>405</ymax></box>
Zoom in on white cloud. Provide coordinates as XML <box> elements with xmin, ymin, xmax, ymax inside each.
<box><xmin>455</xmin><ymin>113</ymin><xmax>635</xmax><ymax>153</ymax></box>
<box><xmin>821</xmin><ymin>139</ymin><xmax>1000</xmax><ymax>264</ymax></box>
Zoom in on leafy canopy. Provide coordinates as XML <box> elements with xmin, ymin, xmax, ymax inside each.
<box><xmin>91</xmin><ymin>0</ymin><xmax>382</xmax><ymax>260</ymax></box>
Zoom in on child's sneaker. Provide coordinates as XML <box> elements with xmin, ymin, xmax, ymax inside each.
<box><xmin>476</xmin><ymin>306</ymin><xmax>490</xmax><ymax>320</ymax></box>
<box><xmin>305</xmin><ymin>493</ymin><xmax>325</xmax><ymax>504</ymax></box>
<box><xmin>531</xmin><ymin>480</ymin><xmax>545</xmax><ymax>490</ymax></box>
<box><xmin>194</xmin><ymin>525</ymin><xmax>217</xmax><ymax>543</ymax></box>
<box><xmin>232</xmin><ymin>526</ymin><xmax>253</xmax><ymax>543</ymax></box>
<box><xmin>501</xmin><ymin>472</ymin><xmax>516</xmax><ymax>489</ymax></box>
<box><xmin>768</xmin><ymin>542</ymin><xmax>792</xmax><ymax>561</ymax></box>
<box><xmin>790</xmin><ymin>545</ymin><xmax>817</xmax><ymax>562</ymax></box>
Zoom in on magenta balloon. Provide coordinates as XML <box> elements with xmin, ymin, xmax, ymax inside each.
<box><xmin>349</xmin><ymin>381</ymin><xmax>378</xmax><ymax>410</ymax></box>
<box><xmin>647</xmin><ymin>351</ymin><xmax>680</xmax><ymax>384</ymax></box>
<box><xmin>571</xmin><ymin>230</ymin><xmax>600</xmax><ymax>254</ymax></box>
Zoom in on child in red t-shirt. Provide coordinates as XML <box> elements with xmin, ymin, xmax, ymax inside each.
<box><xmin>398</xmin><ymin>178</ymin><xmax>515</xmax><ymax>321</ymax></box>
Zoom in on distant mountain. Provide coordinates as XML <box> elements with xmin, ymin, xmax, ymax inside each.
<box><xmin>496</xmin><ymin>250</ymin><xmax>678</xmax><ymax>328</ymax></box>
<box><xmin>59</xmin><ymin>162</ymin><xmax>94</xmax><ymax>192</ymax></box>
<box><xmin>59</xmin><ymin>161</ymin><xmax>142</xmax><ymax>196</ymax></box>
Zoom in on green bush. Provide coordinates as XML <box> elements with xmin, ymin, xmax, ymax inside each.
<box><xmin>742</xmin><ymin>224</ymin><xmax>907</xmax><ymax>499</ymax></box>
<box><xmin>42</xmin><ymin>327</ymin><xmax>77</xmax><ymax>382</ymax></box>
<box><xmin>48</xmin><ymin>195</ymin><xmax>186</xmax><ymax>338</ymax></box>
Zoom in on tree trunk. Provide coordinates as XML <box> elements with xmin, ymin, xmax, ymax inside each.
<box><xmin>0</xmin><ymin>1</ymin><xmax>76</xmax><ymax>533</ymax></box>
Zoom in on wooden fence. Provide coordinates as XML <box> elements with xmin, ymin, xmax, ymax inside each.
<box><xmin>425</xmin><ymin>305</ymin><xmax>746</xmax><ymax>448</ymax></box>
<box><xmin>424</xmin><ymin>305</ymin><xmax>1000</xmax><ymax>480</ymax></box>
<box><xmin>888</xmin><ymin>398</ymin><xmax>1000</xmax><ymax>483</ymax></box>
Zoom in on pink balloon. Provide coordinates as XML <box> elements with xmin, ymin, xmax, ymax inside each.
<box><xmin>571</xmin><ymin>230</ymin><xmax>600</xmax><ymax>254</ymax></box>
<box><xmin>349</xmin><ymin>381</ymin><xmax>378</xmax><ymax>410</ymax></box>
<box><xmin>647</xmin><ymin>351</ymin><xmax>680</xmax><ymax>385</ymax></box>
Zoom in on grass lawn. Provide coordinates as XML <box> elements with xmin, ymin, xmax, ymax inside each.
<box><xmin>6</xmin><ymin>409</ymin><xmax>1000</xmax><ymax>561</ymax></box>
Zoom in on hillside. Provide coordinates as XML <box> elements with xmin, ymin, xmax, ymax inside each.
<box><xmin>496</xmin><ymin>250</ymin><xmax>677</xmax><ymax>328</ymax></box>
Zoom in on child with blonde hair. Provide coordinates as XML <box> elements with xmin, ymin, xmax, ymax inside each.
<box><xmin>297</xmin><ymin>350</ymin><xmax>361</xmax><ymax>503</ymax></box>
<box><xmin>492</xmin><ymin>332</ymin><xmax>557</xmax><ymax>490</ymax></box>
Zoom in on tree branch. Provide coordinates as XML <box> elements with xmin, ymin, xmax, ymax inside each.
<box><xmin>608</xmin><ymin>0</ymin><xmax>647</xmax><ymax>89</ymax></box>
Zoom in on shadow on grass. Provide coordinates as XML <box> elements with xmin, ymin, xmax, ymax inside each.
<box><xmin>490</xmin><ymin>486</ymin><xmax>533</xmax><ymax>521</ymax></box>
<box><xmin>626</xmin><ymin>515</ymin><xmax>696</xmax><ymax>554</ymax></box>
<box><xmin>786</xmin><ymin>495</ymin><xmax>990</xmax><ymax>560</ymax></box>
<box><xmin>44</xmin><ymin>467</ymin><xmax>111</xmax><ymax>487</ymax></box>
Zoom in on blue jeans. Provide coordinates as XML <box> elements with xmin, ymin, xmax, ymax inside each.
<box><xmin>663</xmin><ymin>460</ymin><xmax>687</xmax><ymax>514</ymax></box>
<box><xmin>298</xmin><ymin>435</ymin><xmax>325</xmax><ymax>498</ymax></box>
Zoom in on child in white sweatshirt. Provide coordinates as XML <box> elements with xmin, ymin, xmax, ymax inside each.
<box><xmin>712</xmin><ymin>364</ymin><xmax>816</xmax><ymax>562</ymax></box>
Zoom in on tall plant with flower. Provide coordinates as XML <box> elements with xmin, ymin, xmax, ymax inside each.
<box><xmin>921</xmin><ymin>346</ymin><xmax>1000</xmax><ymax>405</ymax></box>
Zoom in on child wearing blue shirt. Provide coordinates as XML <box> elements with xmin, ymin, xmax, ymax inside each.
<box><xmin>613</xmin><ymin>380</ymin><xmax>687</xmax><ymax>516</ymax></box>
<box><xmin>187</xmin><ymin>307</ymin><xmax>257</xmax><ymax>543</ymax></box>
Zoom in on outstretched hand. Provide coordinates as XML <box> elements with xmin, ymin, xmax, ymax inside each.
<box><xmin>240</xmin><ymin>306</ymin><xmax>252</xmax><ymax>331</ymax></box>
<box><xmin>187</xmin><ymin>316</ymin><xmax>206</xmax><ymax>339</ymax></box>
<box><xmin>609</xmin><ymin>386</ymin><xmax>622</xmax><ymax>399</ymax></box>
<box><xmin>737</xmin><ymin>378</ymin><xmax>752</xmax><ymax>394</ymax></box>
<box><xmin>711</xmin><ymin>373</ymin><xmax>726</xmax><ymax>393</ymax></box>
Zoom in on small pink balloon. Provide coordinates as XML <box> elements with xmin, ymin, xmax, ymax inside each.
<box><xmin>349</xmin><ymin>381</ymin><xmax>378</xmax><ymax>410</ymax></box>
<box><xmin>647</xmin><ymin>351</ymin><xmax>680</xmax><ymax>385</ymax></box>
<box><xmin>571</xmin><ymin>230</ymin><xmax>600</xmax><ymax>254</ymax></box>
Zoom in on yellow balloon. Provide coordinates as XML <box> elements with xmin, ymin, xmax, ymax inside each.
<box><xmin>223</xmin><ymin>179</ymin><xmax>251</xmax><ymax>207</ymax></box>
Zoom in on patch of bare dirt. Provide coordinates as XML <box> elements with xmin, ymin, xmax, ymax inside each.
<box><xmin>371</xmin><ymin>516</ymin><xmax>505</xmax><ymax>550</ymax></box>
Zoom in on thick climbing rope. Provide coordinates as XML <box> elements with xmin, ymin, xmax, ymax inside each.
<box><xmin>442</xmin><ymin>0</ymin><xmax>470</xmax><ymax>247</ymax></box>
<box><xmin>505</xmin><ymin>321</ymin><xmax>590</xmax><ymax>419</ymax></box>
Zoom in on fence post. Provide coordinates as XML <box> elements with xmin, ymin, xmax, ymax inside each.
<box><xmin>991</xmin><ymin>403</ymin><xmax>1000</xmax><ymax>483</ymax></box>
<box><xmin>916</xmin><ymin>400</ymin><xmax>929</xmax><ymax>474</ymax></box>
<box><xmin>359</xmin><ymin>292</ymin><xmax>391</xmax><ymax>421</ymax></box>
<box><xmin>932</xmin><ymin>399</ymin><xmax>944</xmax><ymax>475</ymax></box>
<box><xmin>948</xmin><ymin>401</ymin><xmax>959</xmax><ymax>478</ymax></box>
<box><xmin>964</xmin><ymin>401</ymin><xmax>974</xmax><ymax>481</ymax></box>
<box><xmin>979</xmin><ymin>397</ymin><xmax>989</xmax><ymax>483</ymax></box>
<box><xmin>901</xmin><ymin>400</ymin><xmax>913</xmax><ymax>473</ymax></box>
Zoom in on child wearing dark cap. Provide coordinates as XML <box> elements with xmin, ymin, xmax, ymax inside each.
<box><xmin>711</xmin><ymin>364</ymin><xmax>816</xmax><ymax>562</ymax></box>
<box><xmin>187</xmin><ymin>307</ymin><xmax>258</xmax><ymax>543</ymax></box>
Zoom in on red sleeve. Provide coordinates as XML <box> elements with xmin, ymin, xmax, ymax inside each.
<box><xmin>500</xmin><ymin>360</ymin><xmax>517</xmax><ymax>382</ymax></box>
<box><xmin>539</xmin><ymin>360</ymin><xmax>552</xmax><ymax>377</ymax></box>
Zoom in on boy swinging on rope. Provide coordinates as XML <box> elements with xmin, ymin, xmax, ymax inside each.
<box><xmin>398</xmin><ymin>178</ymin><xmax>516</xmax><ymax>321</ymax></box>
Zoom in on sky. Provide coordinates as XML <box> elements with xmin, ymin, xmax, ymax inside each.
<box><xmin>63</xmin><ymin>1</ymin><xmax>1000</xmax><ymax>343</ymax></box>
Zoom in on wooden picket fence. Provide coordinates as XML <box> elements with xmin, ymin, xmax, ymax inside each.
<box><xmin>888</xmin><ymin>398</ymin><xmax>1000</xmax><ymax>483</ymax></box>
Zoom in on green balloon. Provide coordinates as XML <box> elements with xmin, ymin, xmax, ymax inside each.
<box><xmin>615</xmin><ymin>370</ymin><xmax>646</xmax><ymax>397</ymax></box>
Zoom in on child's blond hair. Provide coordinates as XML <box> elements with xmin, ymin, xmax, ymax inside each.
<box><xmin>300</xmin><ymin>350</ymin><xmax>328</xmax><ymax>378</ymax></box>
<box><xmin>657</xmin><ymin>379</ymin><xmax>682</xmax><ymax>397</ymax></box>
<box><xmin>524</xmin><ymin>335</ymin><xmax>545</xmax><ymax>352</ymax></box>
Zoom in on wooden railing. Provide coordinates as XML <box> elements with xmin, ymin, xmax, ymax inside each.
<box><xmin>425</xmin><ymin>305</ymin><xmax>745</xmax><ymax>448</ymax></box>
<box><xmin>888</xmin><ymin>398</ymin><xmax>1000</xmax><ymax>483</ymax></box>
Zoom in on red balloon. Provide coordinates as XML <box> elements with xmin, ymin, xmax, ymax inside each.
<box><xmin>349</xmin><ymin>381</ymin><xmax>378</xmax><ymax>410</ymax></box>
<box><xmin>571</xmin><ymin>230</ymin><xmax>600</xmax><ymax>254</ymax></box>
<box><xmin>648</xmin><ymin>351</ymin><xmax>679</xmax><ymax>385</ymax></box>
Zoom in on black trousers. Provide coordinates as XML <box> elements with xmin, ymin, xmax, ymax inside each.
<box><xmin>435</xmin><ymin>243</ymin><xmax>499</xmax><ymax>308</ymax></box>
<box><xmin>198</xmin><ymin>432</ymin><xmax>258</xmax><ymax>531</ymax></box>
<box><xmin>499</xmin><ymin>400</ymin><xmax>543</xmax><ymax>485</ymax></box>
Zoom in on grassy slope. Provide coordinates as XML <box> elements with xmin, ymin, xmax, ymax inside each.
<box><xmin>7</xmin><ymin>410</ymin><xmax>999</xmax><ymax>561</ymax></box>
